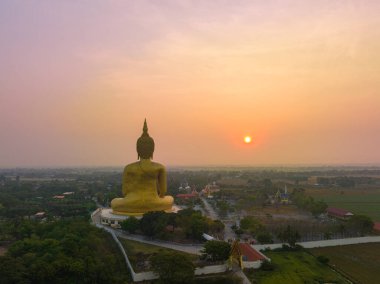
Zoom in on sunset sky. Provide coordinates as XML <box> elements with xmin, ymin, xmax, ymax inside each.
<box><xmin>1</xmin><ymin>1</ymin><xmax>380</xmax><ymax>167</ymax></box>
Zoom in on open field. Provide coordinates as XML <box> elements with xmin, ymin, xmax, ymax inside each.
<box><xmin>306</xmin><ymin>188</ymin><xmax>380</xmax><ymax>221</ymax></box>
<box><xmin>245</xmin><ymin>250</ymin><xmax>348</xmax><ymax>284</ymax></box>
<box><xmin>118</xmin><ymin>238</ymin><xmax>198</xmax><ymax>272</ymax></box>
<box><xmin>310</xmin><ymin>243</ymin><xmax>380</xmax><ymax>284</ymax></box>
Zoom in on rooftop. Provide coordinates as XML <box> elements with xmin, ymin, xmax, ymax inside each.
<box><xmin>239</xmin><ymin>243</ymin><xmax>266</xmax><ymax>262</ymax></box>
<box><xmin>326</xmin><ymin>207</ymin><xmax>353</xmax><ymax>217</ymax></box>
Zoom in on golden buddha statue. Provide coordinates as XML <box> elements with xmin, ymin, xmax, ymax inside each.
<box><xmin>111</xmin><ymin>120</ymin><xmax>174</xmax><ymax>216</ymax></box>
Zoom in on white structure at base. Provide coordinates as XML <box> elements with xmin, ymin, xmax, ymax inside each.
<box><xmin>100</xmin><ymin>208</ymin><xmax>130</xmax><ymax>228</ymax></box>
<box><xmin>100</xmin><ymin>205</ymin><xmax>183</xmax><ymax>228</ymax></box>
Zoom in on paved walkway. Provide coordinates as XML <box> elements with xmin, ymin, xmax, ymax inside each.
<box><xmin>98</xmin><ymin>223</ymin><xmax>203</xmax><ymax>255</ymax></box>
<box><xmin>253</xmin><ymin>236</ymin><xmax>380</xmax><ymax>250</ymax></box>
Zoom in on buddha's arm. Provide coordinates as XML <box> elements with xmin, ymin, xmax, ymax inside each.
<box><xmin>158</xmin><ymin>166</ymin><xmax>167</xmax><ymax>197</ymax></box>
<box><xmin>122</xmin><ymin>167</ymin><xmax>129</xmax><ymax>196</ymax></box>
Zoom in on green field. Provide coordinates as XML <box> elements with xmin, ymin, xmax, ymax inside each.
<box><xmin>310</xmin><ymin>243</ymin><xmax>380</xmax><ymax>284</ymax></box>
<box><xmin>245</xmin><ymin>250</ymin><xmax>348</xmax><ymax>284</ymax></box>
<box><xmin>306</xmin><ymin>188</ymin><xmax>380</xmax><ymax>221</ymax></box>
<box><xmin>118</xmin><ymin>238</ymin><xmax>198</xmax><ymax>272</ymax></box>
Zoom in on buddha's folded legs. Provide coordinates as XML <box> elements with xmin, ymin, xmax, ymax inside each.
<box><xmin>111</xmin><ymin>195</ymin><xmax>174</xmax><ymax>215</ymax></box>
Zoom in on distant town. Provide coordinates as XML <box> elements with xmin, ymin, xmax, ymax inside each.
<box><xmin>1</xmin><ymin>166</ymin><xmax>379</xmax><ymax>283</ymax></box>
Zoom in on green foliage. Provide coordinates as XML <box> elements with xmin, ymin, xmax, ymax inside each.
<box><xmin>0</xmin><ymin>220</ymin><xmax>130</xmax><ymax>284</ymax></box>
<box><xmin>346</xmin><ymin>214</ymin><xmax>374</xmax><ymax>236</ymax></box>
<box><xmin>208</xmin><ymin>220</ymin><xmax>225</xmax><ymax>235</ymax></box>
<box><xmin>245</xmin><ymin>251</ymin><xmax>348</xmax><ymax>284</ymax></box>
<box><xmin>277</xmin><ymin>225</ymin><xmax>300</xmax><ymax>247</ymax></box>
<box><xmin>291</xmin><ymin>188</ymin><xmax>327</xmax><ymax>216</ymax></box>
<box><xmin>140</xmin><ymin>211</ymin><xmax>167</xmax><ymax>237</ymax></box>
<box><xmin>202</xmin><ymin>240</ymin><xmax>231</xmax><ymax>262</ymax></box>
<box><xmin>216</xmin><ymin>200</ymin><xmax>229</xmax><ymax>217</ymax></box>
<box><xmin>196</xmin><ymin>274</ymin><xmax>243</xmax><ymax>284</ymax></box>
<box><xmin>139</xmin><ymin>209</ymin><xmax>213</xmax><ymax>241</ymax></box>
<box><xmin>256</xmin><ymin>231</ymin><xmax>273</xmax><ymax>244</ymax></box>
<box><xmin>310</xmin><ymin>243</ymin><xmax>380</xmax><ymax>284</ymax></box>
<box><xmin>151</xmin><ymin>250</ymin><xmax>195</xmax><ymax>284</ymax></box>
<box><xmin>317</xmin><ymin>255</ymin><xmax>330</xmax><ymax>264</ymax></box>
<box><xmin>120</xmin><ymin>216</ymin><xmax>140</xmax><ymax>233</ymax></box>
<box><xmin>240</xmin><ymin>216</ymin><xmax>264</xmax><ymax>235</ymax></box>
<box><xmin>260</xmin><ymin>259</ymin><xmax>275</xmax><ymax>271</ymax></box>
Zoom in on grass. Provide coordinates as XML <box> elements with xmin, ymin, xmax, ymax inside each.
<box><xmin>118</xmin><ymin>238</ymin><xmax>198</xmax><ymax>272</ymax></box>
<box><xmin>306</xmin><ymin>188</ymin><xmax>380</xmax><ymax>221</ymax></box>
<box><xmin>310</xmin><ymin>243</ymin><xmax>380</xmax><ymax>284</ymax></box>
<box><xmin>245</xmin><ymin>250</ymin><xmax>349</xmax><ymax>284</ymax></box>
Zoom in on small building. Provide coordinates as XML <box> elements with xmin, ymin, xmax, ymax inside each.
<box><xmin>202</xmin><ymin>233</ymin><xmax>215</xmax><ymax>241</ymax></box>
<box><xmin>53</xmin><ymin>195</ymin><xmax>65</xmax><ymax>199</ymax></box>
<box><xmin>34</xmin><ymin>211</ymin><xmax>46</xmax><ymax>219</ymax></box>
<box><xmin>326</xmin><ymin>207</ymin><xmax>354</xmax><ymax>220</ymax></box>
<box><xmin>239</xmin><ymin>243</ymin><xmax>267</xmax><ymax>268</ymax></box>
<box><xmin>63</xmin><ymin>192</ymin><xmax>75</xmax><ymax>195</ymax></box>
<box><xmin>230</xmin><ymin>240</ymin><xmax>269</xmax><ymax>269</ymax></box>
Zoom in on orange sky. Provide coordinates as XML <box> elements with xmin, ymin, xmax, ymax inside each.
<box><xmin>1</xmin><ymin>1</ymin><xmax>380</xmax><ymax>167</ymax></box>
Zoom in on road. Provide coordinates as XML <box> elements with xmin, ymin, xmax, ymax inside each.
<box><xmin>201</xmin><ymin>197</ymin><xmax>218</xmax><ymax>220</ymax></box>
<box><xmin>201</xmin><ymin>197</ymin><xmax>236</xmax><ymax>241</ymax></box>
<box><xmin>253</xmin><ymin>236</ymin><xmax>380</xmax><ymax>250</ymax></box>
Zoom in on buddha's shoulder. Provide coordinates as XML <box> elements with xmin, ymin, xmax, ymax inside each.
<box><xmin>124</xmin><ymin>162</ymin><xmax>140</xmax><ymax>170</ymax></box>
<box><xmin>151</xmin><ymin>162</ymin><xmax>165</xmax><ymax>169</ymax></box>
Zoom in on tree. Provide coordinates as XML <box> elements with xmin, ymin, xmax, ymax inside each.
<box><xmin>208</xmin><ymin>220</ymin><xmax>225</xmax><ymax>235</ymax></box>
<box><xmin>140</xmin><ymin>211</ymin><xmax>167</xmax><ymax>237</ymax></box>
<box><xmin>256</xmin><ymin>231</ymin><xmax>273</xmax><ymax>244</ymax></box>
<box><xmin>347</xmin><ymin>215</ymin><xmax>374</xmax><ymax>236</ymax></box>
<box><xmin>277</xmin><ymin>225</ymin><xmax>300</xmax><ymax>247</ymax></box>
<box><xmin>240</xmin><ymin>216</ymin><xmax>264</xmax><ymax>235</ymax></box>
<box><xmin>202</xmin><ymin>240</ymin><xmax>231</xmax><ymax>262</ymax></box>
<box><xmin>317</xmin><ymin>255</ymin><xmax>329</xmax><ymax>265</ymax></box>
<box><xmin>120</xmin><ymin>216</ymin><xmax>140</xmax><ymax>233</ymax></box>
<box><xmin>151</xmin><ymin>251</ymin><xmax>195</xmax><ymax>284</ymax></box>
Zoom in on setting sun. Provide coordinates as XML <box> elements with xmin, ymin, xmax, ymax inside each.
<box><xmin>244</xmin><ymin>136</ymin><xmax>252</xmax><ymax>144</ymax></box>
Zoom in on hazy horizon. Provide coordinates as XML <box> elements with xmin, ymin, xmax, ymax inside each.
<box><xmin>1</xmin><ymin>1</ymin><xmax>380</xmax><ymax>167</ymax></box>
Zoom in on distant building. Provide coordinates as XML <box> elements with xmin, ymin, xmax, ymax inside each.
<box><xmin>326</xmin><ymin>207</ymin><xmax>353</xmax><ymax>220</ymax></box>
<box><xmin>176</xmin><ymin>191</ymin><xmax>198</xmax><ymax>199</ymax></box>
<box><xmin>308</xmin><ymin>176</ymin><xmax>319</xmax><ymax>185</ymax></box>
<box><xmin>63</xmin><ymin>192</ymin><xmax>74</xmax><ymax>195</ymax></box>
<box><xmin>34</xmin><ymin>212</ymin><xmax>46</xmax><ymax>218</ymax></box>
<box><xmin>53</xmin><ymin>195</ymin><xmax>65</xmax><ymax>199</ymax></box>
<box><xmin>274</xmin><ymin>185</ymin><xmax>290</xmax><ymax>204</ymax></box>
<box><xmin>202</xmin><ymin>182</ymin><xmax>220</xmax><ymax>198</ymax></box>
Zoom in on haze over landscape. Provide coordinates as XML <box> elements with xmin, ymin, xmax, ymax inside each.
<box><xmin>1</xmin><ymin>0</ymin><xmax>380</xmax><ymax>167</ymax></box>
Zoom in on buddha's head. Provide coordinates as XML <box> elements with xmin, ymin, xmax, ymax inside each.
<box><xmin>137</xmin><ymin>119</ymin><xmax>155</xmax><ymax>160</ymax></box>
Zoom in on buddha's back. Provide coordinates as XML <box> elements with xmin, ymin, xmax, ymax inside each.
<box><xmin>123</xmin><ymin>161</ymin><xmax>163</xmax><ymax>199</ymax></box>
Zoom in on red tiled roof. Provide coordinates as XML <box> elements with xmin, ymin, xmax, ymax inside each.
<box><xmin>238</xmin><ymin>243</ymin><xmax>266</xmax><ymax>262</ymax></box>
<box><xmin>374</xmin><ymin>222</ymin><xmax>380</xmax><ymax>232</ymax></box>
<box><xmin>326</xmin><ymin>207</ymin><xmax>353</xmax><ymax>217</ymax></box>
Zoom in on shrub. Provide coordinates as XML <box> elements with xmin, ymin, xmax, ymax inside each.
<box><xmin>317</xmin><ymin>255</ymin><xmax>329</xmax><ymax>264</ymax></box>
